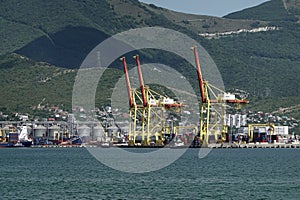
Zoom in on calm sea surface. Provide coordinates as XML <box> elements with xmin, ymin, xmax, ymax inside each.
<box><xmin>0</xmin><ymin>148</ymin><xmax>299</xmax><ymax>200</ymax></box>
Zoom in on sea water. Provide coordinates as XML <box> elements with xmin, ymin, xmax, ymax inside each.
<box><xmin>0</xmin><ymin>148</ymin><xmax>299</xmax><ymax>200</ymax></box>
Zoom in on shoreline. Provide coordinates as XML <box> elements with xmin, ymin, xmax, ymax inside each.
<box><xmin>26</xmin><ymin>143</ymin><xmax>300</xmax><ymax>149</ymax></box>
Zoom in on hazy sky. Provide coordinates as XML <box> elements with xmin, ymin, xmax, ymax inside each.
<box><xmin>139</xmin><ymin>0</ymin><xmax>270</xmax><ymax>17</ymax></box>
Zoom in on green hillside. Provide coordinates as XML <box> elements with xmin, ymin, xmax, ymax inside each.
<box><xmin>211</xmin><ymin>26</ymin><xmax>300</xmax><ymax>96</ymax></box>
<box><xmin>224</xmin><ymin>0</ymin><xmax>298</xmax><ymax>22</ymax></box>
<box><xmin>1</xmin><ymin>0</ymin><xmax>216</xmax><ymax>56</ymax></box>
<box><xmin>0</xmin><ymin>53</ymin><xmax>122</xmax><ymax>115</ymax></box>
<box><xmin>1</xmin><ymin>0</ymin><xmax>300</xmax><ymax>118</ymax></box>
<box><xmin>15</xmin><ymin>27</ymin><xmax>110</xmax><ymax>68</ymax></box>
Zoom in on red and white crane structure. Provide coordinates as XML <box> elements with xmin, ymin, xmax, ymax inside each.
<box><xmin>192</xmin><ymin>46</ymin><xmax>248</xmax><ymax>144</ymax></box>
<box><xmin>121</xmin><ymin>55</ymin><xmax>182</xmax><ymax>146</ymax></box>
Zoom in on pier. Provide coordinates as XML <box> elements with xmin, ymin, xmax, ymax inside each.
<box><xmin>208</xmin><ymin>143</ymin><xmax>300</xmax><ymax>149</ymax></box>
<box><xmin>27</xmin><ymin>143</ymin><xmax>300</xmax><ymax>149</ymax></box>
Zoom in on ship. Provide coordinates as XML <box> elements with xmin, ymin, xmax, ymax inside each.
<box><xmin>0</xmin><ymin>125</ymin><xmax>17</xmax><ymax>147</ymax></box>
<box><xmin>60</xmin><ymin>136</ymin><xmax>82</xmax><ymax>146</ymax></box>
<box><xmin>0</xmin><ymin>125</ymin><xmax>32</xmax><ymax>147</ymax></box>
<box><xmin>17</xmin><ymin>125</ymin><xmax>33</xmax><ymax>147</ymax></box>
<box><xmin>0</xmin><ymin>143</ymin><xmax>15</xmax><ymax>148</ymax></box>
<box><xmin>170</xmin><ymin>137</ymin><xmax>185</xmax><ymax>148</ymax></box>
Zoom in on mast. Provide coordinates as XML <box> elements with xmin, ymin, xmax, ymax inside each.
<box><xmin>192</xmin><ymin>46</ymin><xmax>206</xmax><ymax>103</ymax></box>
<box><xmin>134</xmin><ymin>55</ymin><xmax>147</xmax><ymax>107</ymax></box>
<box><xmin>120</xmin><ymin>57</ymin><xmax>133</xmax><ymax>108</ymax></box>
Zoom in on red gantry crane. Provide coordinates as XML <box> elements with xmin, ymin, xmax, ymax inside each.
<box><xmin>121</xmin><ymin>55</ymin><xmax>183</xmax><ymax>146</ymax></box>
<box><xmin>121</xmin><ymin>57</ymin><xmax>144</xmax><ymax>145</ymax></box>
<box><xmin>192</xmin><ymin>46</ymin><xmax>248</xmax><ymax>145</ymax></box>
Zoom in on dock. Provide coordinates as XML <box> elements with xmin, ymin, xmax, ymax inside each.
<box><xmin>28</xmin><ymin>143</ymin><xmax>300</xmax><ymax>149</ymax></box>
<box><xmin>207</xmin><ymin>143</ymin><xmax>300</xmax><ymax>149</ymax></box>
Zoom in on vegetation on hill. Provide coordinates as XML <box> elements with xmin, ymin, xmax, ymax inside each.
<box><xmin>15</xmin><ymin>27</ymin><xmax>110</xmax><ymax>68</ymax></box>
<box><xmin>285</xmin><ymin>0</ymin><xmax>300</xmax><ymax>15</ymax></box>
<box><xmin>224</xmin><ymin>0</ymin><xmax>298</xmax><ymax>22</ymax></box>
<box><xmin>1</xmin><ymin>0</ymin><xmax>300</xmax><ymax>119</ymax></box>
<box><xmin>0</xmin><ymin>0</ymin><xmax>147</xmax><ymax>55</ymax></box>
<box><xmin>209</xmin><ymin>25</ymin><xmax>300</xmax><ymax>97</ymax></box>
<box><xmin>0</xmin><ymin>53</ymin><xmax>122</xmax><ymax>115</ymax></box>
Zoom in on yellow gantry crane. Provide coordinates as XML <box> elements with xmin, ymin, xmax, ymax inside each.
<box><xmin>121</xmin><ymin>55</ymin><xmax>182</xmax><ymax>146</ymax></box>
<box><xmin>248</xmin><ymin>123</ymin><xmax>275</xmax><ymax>143</ymax></box>
<box><xmin>192</xmin><ymin>47</ymin><xmax>249</xmax><ymax>145</ymax></box>
<box><xmin>121</xmin><ymin>47</ymin><xmax>248</xmax><ymax>146</ymax></box>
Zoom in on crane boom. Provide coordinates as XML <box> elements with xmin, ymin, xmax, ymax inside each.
<box><xmin>134</xmin><ymin>55</ymin><xmax>147</xmax><ymax>107</ymax></box>
<box><xmin>120</xmin><ymin>57</ymin><xmax>133</xmax><ymax>108</ymax></box>
<box><xmin>192</xmin><ymin>47</ymin><xmax>206</xmax><ymax>103</ymax></box>
<box><xmin>226</xmin><ymin>99</ymin><xmax>249</xmax><ymax>104</ymax></box>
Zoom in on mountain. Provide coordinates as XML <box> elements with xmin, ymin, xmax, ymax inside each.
<box><xmin>1</xmin><ymin>0</ymin><xmax>300</xmax><ymax>119</ymax></box>
<box><xmin>16</xmin><ymin>27</ymin><xmax>110</xmax><ymax>68</ymax></box>
<box><xmin>224</xmin><ymin>0</ymin><xmax>299</xmax><ymax>22</ymax></box>
<box><xmin>1</xmin><ymin>0</ymin><xmax>263</xmax><ymax>68</ymax></box>
<box><xmin>0</xmin><ymin>53</ymin><xmax>122</xmax><ymax>116</ymax></box>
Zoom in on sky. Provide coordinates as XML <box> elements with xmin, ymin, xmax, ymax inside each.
<box><xmin>139</xmin><ymin>0</ymin><xmax>270</xmax><ymax>17</ymax></box>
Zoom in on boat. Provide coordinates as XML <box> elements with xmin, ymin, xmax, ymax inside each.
<box><xmin>60</xmin><ymin>136</ymin><xmax>82</xmax><ymax>146</ymax></box>
<box><xmin>0</xmin><ymin>143</ymin><xmax>15</xmax><ymax>148</ymax></box>
<box><xmin>17</xmin><ymin>125</ymin><xmax>32</xmax><ymax>147</ymax></box>
<box><xmin>100</xmin><ymin>141</ymin><xmax>110</xmax><ymax>148</ymax></box>
<box><xmin>170</xmin><ymin>138</ymin><xmax>185</xmax><ymax>148</ymax></box>
<box><xmin>0</xmin><ymin>128</ymin><xmax>13</xmax><ymax>147</ymax></box>
<box><xmin>0</xmin><ymin>125</ymin><xmax>27</xmax><ymax>148</ymax></box>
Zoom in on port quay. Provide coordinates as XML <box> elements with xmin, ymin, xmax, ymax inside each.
<box><xmin>2</xmin><ymin>47</ymin><xmax>299</xmax><ymax>149</ymax></box>
<box><xmin>1</xmin><ymin>120</ymin><xmax>300</xmax><ymax>149</ymax></box>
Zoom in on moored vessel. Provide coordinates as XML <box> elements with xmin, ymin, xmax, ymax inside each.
<box><xmin>17</xmin><ymin>125</ymin><xmax>33</xmax><ymax>147</ymax></box>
